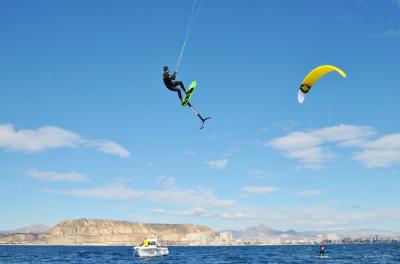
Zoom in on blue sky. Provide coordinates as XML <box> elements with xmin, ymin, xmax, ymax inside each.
<box><xmin>1</xmin><ymin>0</ymin><xmax>400</xmax><ymax>232</ymax></box>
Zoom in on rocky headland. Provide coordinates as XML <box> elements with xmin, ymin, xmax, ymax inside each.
<box><xmin>0</xmin><ymin>219</ymin><xmax>217</xmax><ymax>246</ymax></box>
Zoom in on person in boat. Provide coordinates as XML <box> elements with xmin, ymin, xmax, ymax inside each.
<box><xmin>163</xmin><ymin>66</ymin><xmax>189</xmax><ymax>104</ymax></box>
<box><xmin>319</xmin><ymin>241</ymin><xmax>326</xmax><ymax>256</ymax></box>
<box><xmin>143</xmin><ymin>238</ymin><xmax>149</xmax><ymax>247</ymax></box>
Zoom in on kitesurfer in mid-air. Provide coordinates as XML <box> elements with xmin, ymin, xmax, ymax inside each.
<box><xmin>162</xmin><ymin>65</ymin><xmax>210</xmax><ymax>129</ymax></box>
<box><xmin>163</xmin><ymin>66</ymin><xmax>188</xmax><ymax>104</ymax></box>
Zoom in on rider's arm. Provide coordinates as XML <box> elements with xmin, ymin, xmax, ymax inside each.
<box><xmin>171</xmin><ymin>70</ymin><xmax>178</xmax><ymax>80</ymax></box>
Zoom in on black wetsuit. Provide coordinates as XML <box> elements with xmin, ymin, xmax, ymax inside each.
<box><xmin>163</xmin><ymin>71</ymin><xmax>186</xmax><ymax>101</ymax></box>
<box><xmin>319</xmin><ymin>245</ymin><xmax>326</xmax><ymax>256</ymax></box>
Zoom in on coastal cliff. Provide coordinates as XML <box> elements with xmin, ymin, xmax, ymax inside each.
<box><xmin>0</xmin><ymin>219</ymin><xmax>217</xmax><ymax>246</ymax></box>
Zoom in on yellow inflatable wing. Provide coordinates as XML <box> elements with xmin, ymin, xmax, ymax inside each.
<box><xmin>298</xmin><ymin>65</ymin><xmax>347</xmax><ymax>104</ymax></box>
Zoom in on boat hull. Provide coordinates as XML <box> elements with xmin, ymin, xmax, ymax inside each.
<box><xmin>134</xmin><ymin>246</ymin><xmax>169</xmax><ymax>257</ymax></box>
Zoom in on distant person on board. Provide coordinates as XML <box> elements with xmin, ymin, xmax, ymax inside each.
<box><xmin>319</xmin><ymin>241</ymin><xmax>326</xmax><ymax>256</ymax></box>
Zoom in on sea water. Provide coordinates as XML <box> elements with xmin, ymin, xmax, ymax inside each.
<box><xmin>0</xmin><ymin>243</ymin><xmax>399</xmax><ymax>263</ymax></box>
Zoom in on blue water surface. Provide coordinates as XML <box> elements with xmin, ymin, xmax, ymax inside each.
<box><xmin>0</xmin><ymin>244</ymin><xmax>399</xmax><ymax>263</ymax></box>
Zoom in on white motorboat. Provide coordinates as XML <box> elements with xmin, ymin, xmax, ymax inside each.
<box><xmin>134</xmin><ymin>239</ymin><xmax>169</xmax><ymax>257</ymax></box>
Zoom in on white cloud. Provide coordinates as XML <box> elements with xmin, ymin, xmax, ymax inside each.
<box><xmin>372</xmin><ymin>30</ymin><xmax>400</xmax><ymax>39</ymax></box>
<box><xmin>45</xmin><ymin>185</ymin><xmax>145</xmax><ymax>200</ymax></box>
<box><xmin>27</xmin><ymin>169</ymin><xmax>89</xmax><ymax>182</ymax></box>
<box><xmin>269</xmin><ymin>132</ymin><xmax>321</xmax><ymax>150</ymax></box>
<box><xmin>86</xmin><ymin>140</ymin><xmax>130</xmax><ymax>158</ymax></box>
<box><xmin>336</xmin><ymin>14</ymin><xmax>358</xmax><ymax>23</ymax></box>
<box><xmin>184</xmin><ymin>150</ymin><xmax>195</xmax><ymax>155</ymax></box>
<box><xmin>152</xmin><ymin>207</ymin><xmax>254</xmax><ymax>220</ymax></box>
<box><xmin>205</xmin><ymin>159</ymin><xmax>229</xmax><ymax>169</ymax></box>
<box><xmin>45</xmin><ymin>184</ymin><xmax>235</xmax><ymax>207</ymax></box>
<box><xmin>267</xmin><ymin>124</ymin><xmax>374</xmax><ymax>169</ymax></box>
<box><xmin>180</xmin><ymin>207</ymin><xmax>206</xmax><ymax>217</ymax></box>
<box><xmin>0</xmin><ymin>123</ymin><xmax>130</xmax><ymax>158</ymax></box>
<box><xmin>296</xmin><ymin>190</ymin><xmax>323</xmax><ymax>197</ymax></box>
<box><xmin>268</xmin><ymin>124</ymin><xmax>400</xmax><ymax>169</ymax></box>
<box><xmin>151</xmin><ymin>208</ymin><xmax>167</xmax><ymax>213</ymax></box>
<box><xmin>350</xmin><ymin>133</ymin><xmax>400</xmax><ymax>168</ymax></box>
<box><xmin>45</xmin><ymin>181</ymin><xmax>400</xmax><ymax>230</ymax></box>
<box><xmin>248</xmin><ymin>170</ymin><xmax>269</xmax><ymax>179</ymax></box>
<box><xmin>337</xmin><ymin>138</ymin><xmax>369</xmax><ymax>148</ymax></box>
<box><xmin>239</xmin><ymin>206</ymin><xmax>400</xmax><ymax>231</ymax></box>
<box><xmin>354</xmin><ymin>150</ymin><xmax>400</xmax><ymax>168</ymax></box>
<box><xmin>0</xmin><ymin>124</ymin><xmax>80</xmax><ymax>152</ymax></box>
<box><xmin>157</xmin><ymin>176</ymin><xmax>176</xmax><ymax>186</ymax></box>
<box><xmin>211</xmin><ymin>212</ymin><xmax>252</xmax><ymax>220</ymax></box>
<box><xmin>312</xmin><ymin>125</ymin><xmax>374</xmax><ymax>142</ymax></box>
<box><xmin>248</xmin><ymin>170</ymin><xmax>265</xmax><ymax>176</ymax></box>
<box><xmin>242</xmin><ymin>186</ymin><xmax>279</xmax><ymax>194</ymax></box>
<box><xmin>151</xmin><ymin>207</ymin><xmax>207</xmax><ymax>217</ymax></box>
<box><xmin>362</xmin><ymin>134</ymin><xmax>400</xmax><ymax>149</ymax></box>
<box><xmin>285</xmin><ymin>146</ymin><xmax>333</xmax><ymax>170</ymax></box>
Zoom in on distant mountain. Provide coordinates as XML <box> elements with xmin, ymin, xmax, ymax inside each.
<box><xmin>238</xmin><ymin>224</ymin><xmax>306</xmax><ymax>241</ymax></box>
<box><xmin>220</xmin><ymin>225</ymin><xmax>400</xmax><ymax>241</ymax></box>
<box><xmin>1</xmin><ymin>224</ymin><xmax>49</xmax><ymax>234</ymax></box>
<box><xmin>313</xmin><ymin>228</ymin><xmax>400</xmax><ymax>239</ymax></box>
